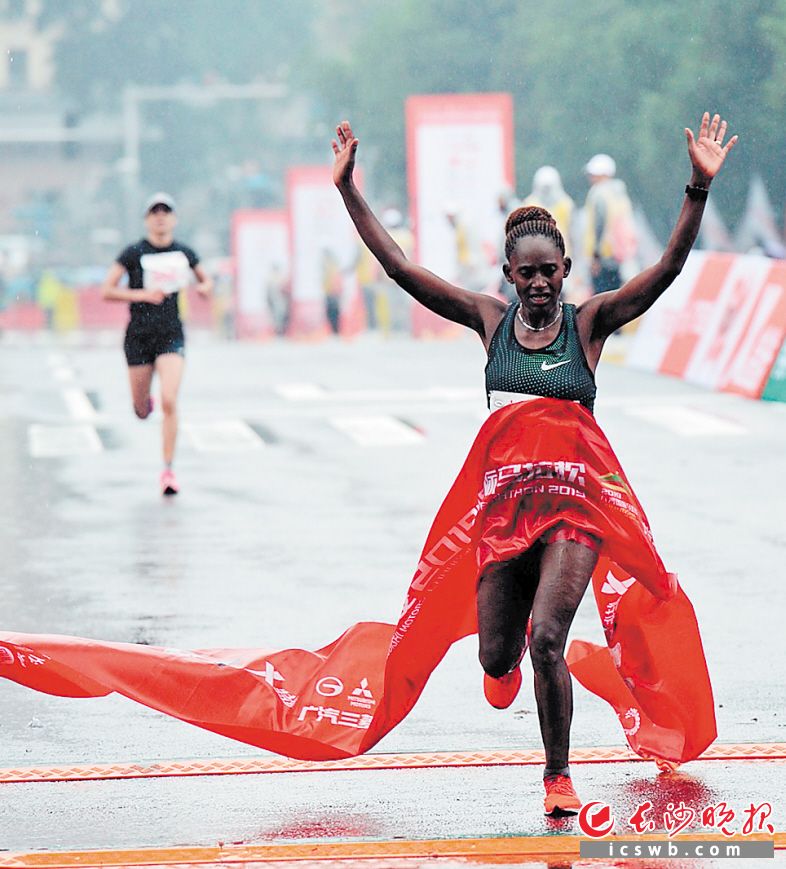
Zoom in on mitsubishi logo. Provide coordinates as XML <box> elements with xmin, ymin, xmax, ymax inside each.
<box><xmin>351</xmin><ymin>678</ymin><xmax>374</xmax><ymax>699</ymax></box>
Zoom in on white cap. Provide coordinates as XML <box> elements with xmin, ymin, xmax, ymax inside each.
<box><xmin>584</xmin><ymin>154</ymin><xmax>616</xmax><ymax>177</ymax></box>
<box><xmin>144</xmin><ymin>191</ymin><xmax>176</xmax><ymax>214</ymax></box>
<box><xmin>533</xmin><ymin>165</ymin><xmax>561</xmax><ymax>188</ymax></box>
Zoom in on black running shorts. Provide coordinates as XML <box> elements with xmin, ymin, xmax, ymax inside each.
<box><xmin>124</xmin><ymin>327</ymin><xmax>185</xmax><ymax>366</ymax></box>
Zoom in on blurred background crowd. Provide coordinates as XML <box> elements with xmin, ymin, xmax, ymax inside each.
<box><xmin>0</xmin><ymin>0</ymin><xmax>784</xmax><ymax>336</ymax></box>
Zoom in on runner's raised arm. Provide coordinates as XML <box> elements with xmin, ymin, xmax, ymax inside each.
<box><xmin>332</xmin><ymin>120</ymin><xmax>504</xmax><ymax>339</ymax></box>
<box><xmin>581</xmin><ymin>112</ymin><xmax>737</xmax><ymax>348</ymax></box>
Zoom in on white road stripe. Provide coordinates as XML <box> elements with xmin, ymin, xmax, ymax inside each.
<box><xmin>62</xmin><ymin>388</ymin><xmax>97</xmax><ymax>420</ymax></box>
<box><xmin>625</xmin><ymin>404</ymin><xmax>746</xmax><ymax>436</ymax></box>
<box><xmin>183</xmin><ymin>420</ymin><xmax>265</xmax><ymax>451</ymax></box>
<box><xmin>28</xmin><ymin>424</ymin><xmax>103</xmax><ymax>457</ymax></box>
<box><xmin>330</xmin><ymin>415</ymin><xmax>424</xmax><ymax>446</ymax></box>
<box><xmin>52</xmin><ymin>365</ymin><xmax>75</xmax><ymax>383</ymax></box>
<box><xmin>277</xmin><ymin>383</ymin><xmax>478</xmax><ymax>403</ymax></box>
<box><xmin>275</xmin><ymin>383</ymin><xmax>328</xmax><ymax>400</ymax></box>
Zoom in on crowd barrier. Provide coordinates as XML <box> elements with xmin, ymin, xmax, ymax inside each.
<box><xmin>627</xmin><ymin>251</ymin><xmax>786</xmax><ymax>403</ymax></box>
<box><xmin>0</xmin><ymin>286</ymin><xmax>217</xmax><ymax>333</ymax></box>
<box><xmin>4</xmin><ymin>255</ymin><xmax>786</xmax><ymax>407</ymax></box>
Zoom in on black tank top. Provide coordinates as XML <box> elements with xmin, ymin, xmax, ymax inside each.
<box><xmin>485</xmin><ymin>302</ymin><xmax>597</xmax><ymax>412</ymax></box>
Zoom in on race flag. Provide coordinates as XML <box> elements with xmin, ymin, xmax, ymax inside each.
<box><xmin>734</xmin><ymin>173</ymin><xmax>786</xmax><ymax>257</ymax></box>
<box><xmin>699</xmin><ymin>195</ymin><xmax>735</xmax><ymax>252</ymax></box>
<box><xmin>0</xmin><ymin>400</ymin><xmax>715</xmax><ymax>767</ymax></box>
<box><xmin>632</xmin><ymin>206</ymin><xmax>664</xmax><ymax>270</ymax></box>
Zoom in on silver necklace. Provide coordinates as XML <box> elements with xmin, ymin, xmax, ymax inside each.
<box><xmin>517</xmin><ymin>301</ymin><xmax>563</xmax><ymax>332</ymax></box>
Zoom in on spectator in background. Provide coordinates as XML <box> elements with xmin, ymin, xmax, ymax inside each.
<box><xmin>494</xmin><ymin>187</ymin><xmax>521</xmax><ymax>302</ymax></box>
<box><xmin>524</xmin><ymin>166</ymin><xmax>575</xmax><ymax>256</ymax></box>
<box><xmin>357</xmin><ymin>227</ymin><xmax>382</xmax><ymax>331</ymax></box>
<box><xmin>444</xmin><ymin>202</ymin><xmax>477</xmax><ymax>290</ymax></box>
<box><xmin>37</xmin><ymin>269</ymin><xmax>62</xmax><ymax>330</ymax></box>
<box><xmin>583</xmin><ymin>154</ymin><xmax>638</xmax><ymax>294</ymax></box>
<box><xmin>321</xmin><ymin>248</ymin><xmax>342</xmax><ymax>334</ymax></box>
<box><xmin>266</xmin><ymin>261</ymin><xmax>290</xmax><ymax>336</ymax></box>
<box><xmin>524</xmin><ymin>167</ymin><xmax>582</xmax><ymax>300</ymax></box>
<box><xmin>377</xmin><ymin>208</ymin><xmax>414</xmax><ymax>334</ymax></box>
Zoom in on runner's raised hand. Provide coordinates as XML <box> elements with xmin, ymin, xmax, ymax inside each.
<box><xmin>332</xmin><ymin>121</ymin><xmax>359</xmax><ymax>188</ymax></box>
<box><xmin>685</xmin><ymin>112</ymin><xmax>738</xmax><ymax>182</ymax></box>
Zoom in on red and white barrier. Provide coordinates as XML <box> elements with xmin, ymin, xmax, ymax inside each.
<box><xmin>628</xmin><ymin>251</ymin><xmax>786</xmax><ymax>400</ymax></box>
<box><xmin>77</xmin><ymin>285</ymin><xmax>128</xmax><ymax>329</ymax></box>
<box><xmin>0</xmin><ymin>302</ymin><xmax>46</xmax><ymax>330</ymax></box>
<box><xmin>231</xmin><ymin>209</ymin><xmax>288</xmax><ymax>339</ymax></box>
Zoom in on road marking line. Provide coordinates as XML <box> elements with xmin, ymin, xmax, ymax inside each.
<box><xmin>1</xmin><ymin>743</ymin><xmax>783</xmax><ymax>784</ymax></box>
<box><xmin>275</xmin><ymin>382</ymin><xmax>328</xmax><ymax>400</ymax></box>
<box><xmin>28</xmin><ymin>424</ymin><xmax>103</xmax><ymax>458</ymax></box>
<box><xmin>277</xmin><ymin>383</ymin><xmax>479</xmax><ymax>402</ymax></box>
<box><xmin>62</xmin><ymin>388</ymin><xmax>97</xmax><ymax>421</ymax></box>
<box><xmin>328</xmin><ymin>387</ymin><xmax>479</xmax><ymax>402</ymax></box>
<box><xmin>52</xmin><ymin>365</ymin><xmax>75</xmax><ymax>383</ymax></box>
<box><xmin>1</xmin><ymin>832</ymin><xmax>782</xmax><ymax>866</ymax></box>
<box><xmin>183</xmin><ymin>420</ymin><xmax>265</xmax><ymax>452</ymax></box>
<box><xmin>625</xmin><ymin>404</ymin><xmax>746</xmax><ymax>436</ymax></box>
<box><xmin>330</xmin><ymin>415</ymin><xmax>424</xmax><ymax>446</ymax></box>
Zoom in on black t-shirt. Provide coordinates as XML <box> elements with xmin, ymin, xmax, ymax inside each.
<box><xmin>117</xmin><ymin>239</ymin><xmax>199</xmax><ymax>333</ymax></box>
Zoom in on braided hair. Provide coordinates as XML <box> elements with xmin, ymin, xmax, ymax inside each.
<box><xmin>504</xmin><ymin>206</ymin><xmax>565</xmax><ymax>261</ymax></box>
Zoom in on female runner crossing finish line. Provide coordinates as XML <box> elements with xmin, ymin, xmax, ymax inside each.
<box><xmin>0</xmin><ymin>113</ymin><xmax>735</xmax><ymax>818</ymax></box>
<box><xmin>332</xmin><ymin>111</ymin><xmax>735</xmax><ymax>814</ymax></box>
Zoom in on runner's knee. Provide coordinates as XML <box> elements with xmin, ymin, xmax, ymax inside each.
<box><xmin>160</xmin><ymin>395</ymin><xmax>177</xmax><ymax>416</ymax></box>
<box><xmin>529</xmin><ymin>624</ymin><xmax>565</xmax><ymax>673</ymax></box>
<box><xmin>479</xmin><ymin>637</ymin><xmax>519</xmax><ymax>678</ymax></box>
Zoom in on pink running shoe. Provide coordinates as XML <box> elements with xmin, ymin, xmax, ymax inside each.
<box><xmin>160</xmin><ymin>468</ymin><xmax>179</xmax><ymax>496</ymax></box>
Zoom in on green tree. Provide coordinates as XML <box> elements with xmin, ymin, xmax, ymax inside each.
<box><xmin>306</xmin><ymin>0</ymin><xmax>784</xmax><ymax>238</ymax></box>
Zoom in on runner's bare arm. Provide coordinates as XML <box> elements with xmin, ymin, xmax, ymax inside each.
<box><xmin>192</xmin><ymin>264</ymin><xmax>213</xmax><ymax>296</ymax></box>
<box><xmin>101</xmin><ymin>262</ymin><xmax>164</xmax><ymax>305</ymax></box>
<box><xmin>581</xmin><ymin>112</ymin><xmax>737</xmax><ymax>342</ymax></box>
<box><xmin>332</xmin><ymin>121</ymin><xmax>505</xmax><ymax>338</ymax></box>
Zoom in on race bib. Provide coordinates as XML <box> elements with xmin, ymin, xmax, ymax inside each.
<box><xmin>489</xmin><ymin>390</ymin><xmax>542</xmax><ymax>412</ymax></box>
<box><xmin>141</xmin><ymin>251</ymin><xmax>191</xmax><ymax>294</ymax></box>
<box><xmin>488</xmin><ymin>390</ymin><xmax>580</xmax><ymax>413</ymax></box>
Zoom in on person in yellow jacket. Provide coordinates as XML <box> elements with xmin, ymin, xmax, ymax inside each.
<box><xmin>524</xmin><ymin>166</ymin><xmax>575</xmax><ymax>257</ymax></box>
<box><xmin>583</xmin><ymin>154</ymin><xmax>638</xmax><ymax>294</ymax></box>
<box><xmin>524</xmin><ymin>167</ymin><xmax>583</xmax><ymax>299</ymax></box>
<box><xmin>36</xmin><ymin>269</ymin><xmax>62</xmax><ymax>329</ymax></box>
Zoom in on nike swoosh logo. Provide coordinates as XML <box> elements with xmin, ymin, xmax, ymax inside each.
<box><xmin>541</xmin><ymin>359</ymin><xmax>571</xmax><ymax>371</ymax></box>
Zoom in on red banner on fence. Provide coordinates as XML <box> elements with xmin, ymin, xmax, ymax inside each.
<box><xmin>629</xmin><ymin>251</ymin><xmax>786</xmax><ymax>400</ymax></box>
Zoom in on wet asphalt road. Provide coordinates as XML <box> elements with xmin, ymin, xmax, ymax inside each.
<box><xmin>0</xmin><ymin>330</ymin><xmax>784</xmax><ymax>856</ymax></box>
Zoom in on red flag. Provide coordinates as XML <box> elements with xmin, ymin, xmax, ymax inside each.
<box><xmin>0</xmin><ymin>400</ymin><xmax>714</xmax><ymax>766</ymax></box>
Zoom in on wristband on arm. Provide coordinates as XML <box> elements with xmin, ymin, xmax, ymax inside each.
<box><xmin>685</xmin><ymin>184</ymin><xmax>709</xmax><ymax>201</ymax></box>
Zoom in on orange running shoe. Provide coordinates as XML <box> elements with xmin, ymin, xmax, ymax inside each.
<box><xmin>543</xmin><ymin>774</ymin><xmax>582</xmax><ymax>816</ymax></box>
<box><xmin>483</xmin><ymin>666</ymin><xmax>522</xmax><ymax>709</ymax></box>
